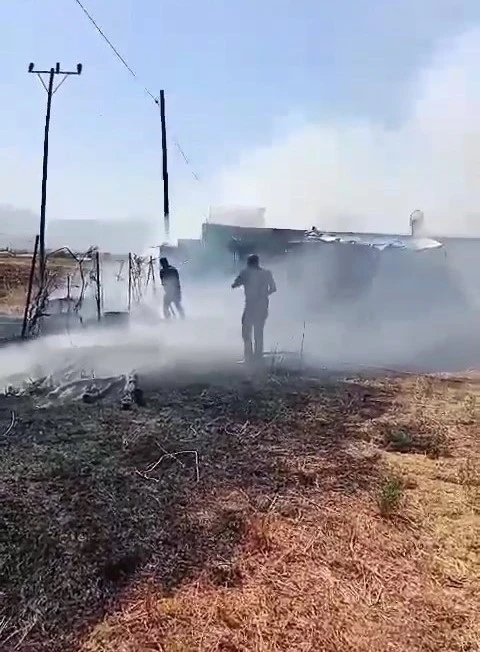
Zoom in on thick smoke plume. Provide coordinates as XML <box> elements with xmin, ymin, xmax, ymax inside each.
<box><xmin>209</xmin><ymin>29</ymin><xmax>480</xmax><ymax>237</ymax></box>
<box><xmin>2</xmin><ymin>28</ymin><xmax>480</xmax><ymax>392</ymax></box>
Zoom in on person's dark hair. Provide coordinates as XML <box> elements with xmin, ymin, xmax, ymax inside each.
<box><xmin>247</xmin><ymin>254</ymin><xmax>259</xmax><ymax>268</ymax></box>
<box><xmin>160</xmin><ymin>257</ymin><xmax>169</xmax><ymax>268</ymax></box>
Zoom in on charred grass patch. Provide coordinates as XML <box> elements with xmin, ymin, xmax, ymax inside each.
<box><xmin>0</xmin><ymin>372</ymin><xmax>387</xmax><ymax>651</ymax></box>
<box><xmin>2</xmin><ymin>371</ymin><xmax>480</xmax><ymax>651</ymax></box>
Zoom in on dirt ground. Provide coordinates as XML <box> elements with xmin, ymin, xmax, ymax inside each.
<box><xmin>0</xmin><ymin>368</ymin><xmax>479</xmax><ymax>652</ymax></box>
<box><xmin>0</xmin><ymin>255</ymin><xmax>76</xmax><ymax>315</ymax></box>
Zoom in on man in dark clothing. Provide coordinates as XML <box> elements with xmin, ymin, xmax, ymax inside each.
<box><xmin>232</xmin><ymin>254</ymin><xmax>276</xmax><ymax>362</ymax></box>
<box><xmin>159</xmin><ymin>257</ymin><xmax>185</xmax><ymax>319</ymax></box>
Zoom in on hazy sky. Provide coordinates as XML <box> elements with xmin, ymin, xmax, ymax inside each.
<box><xmin>1</xmin><ymin>0</ymin><xmax>480</xmax><ymax>239</ymax></box>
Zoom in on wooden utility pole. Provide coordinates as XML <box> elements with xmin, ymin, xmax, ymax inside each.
<box><xmin>158</xmin><ymin>89</ymin><xmax>170</xmax><ymax>240</ymax></box>
<box><xmin>27</xmin><ymin>62</ymin><xmax>83</xmax><ymax>280</ymax></box>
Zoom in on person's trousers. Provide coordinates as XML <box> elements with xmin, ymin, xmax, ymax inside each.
<box><xmin>163</xmin><ymin>294</ymin><xmax>185</xmax><ymax>319</ymax></box>
<box><xmin>242</xmin><ymin>307</ymin><xmax>267</xmax><ymax>361</ymax></box>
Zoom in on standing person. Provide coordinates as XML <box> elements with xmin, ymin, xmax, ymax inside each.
<box><xmin>232</xmin><ymin>254</ymin><xmax>276</xmax><ymax>363</ymax></box>
<box><xmin>159</xmin><ymin>257</ymin><xmax>185</xmax><ymax>319</ymax></box>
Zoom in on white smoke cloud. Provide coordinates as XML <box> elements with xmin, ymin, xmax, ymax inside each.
<box><xmin>211</xmin><ymin>28</ymin><xmax>480</xmax><ymax>236</ymax></box>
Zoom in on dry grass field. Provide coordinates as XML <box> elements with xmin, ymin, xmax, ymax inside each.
<box><xmin>0</xmin><ymin>255</ymin><xmax>76</xmax><ymax>314</ymax></box>
<box><xmin>0</xmin><ymin>370</ymin><xmax>479</xmax><ymax>651</ymax></box>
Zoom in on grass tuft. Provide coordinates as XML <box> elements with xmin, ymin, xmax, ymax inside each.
<box><xmin>377</xmin><ymin>474</ymin><xmax>404</xmax><ymax>517</ymax></box>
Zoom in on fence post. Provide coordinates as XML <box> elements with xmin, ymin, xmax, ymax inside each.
<box><xmin>128</xmin><ymin>252</ymin><xmax>132</xmax><ymax>312</ymax></box>
<box><xmin>95</xmin><ymin>250</ymin><xmax>102</xmax><ymax>322</ymax></box>
<box><xmin>21</xmin><ymin>234</ymin><xmax>39</xmax><ymax>339</ymax></box>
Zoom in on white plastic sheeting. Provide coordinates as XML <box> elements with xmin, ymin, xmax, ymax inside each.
<box><xmin>303</xmin><ymin>228</ymin><xmax>443</xmax><ymax>252</ymax></box>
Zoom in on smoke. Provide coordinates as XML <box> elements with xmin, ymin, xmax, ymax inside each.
<box><xmin>211</xmin><ymin>28</ymin><xmax>480</xmax><ymax>236</ymax></box>
<box><xmin>208</xmin><ymin>206</ymin><xmax>266</xmax><ymax>229</ymax></box>
<box><xmin>2</xmin><ymin>244</ymin><xmax>480</xmax><ymax>394</ymax></box>
<box><xmin>3</xmin><ymin>27</ymin><xmax>480</xmax><ymax>389</ymax></box>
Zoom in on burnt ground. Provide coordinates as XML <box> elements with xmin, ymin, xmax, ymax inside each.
<box><xmin>0</xmin><ymin>370</ymin><xmax>388</xmax><ymax>650</ymax></box>
<box><xmin>0</xmin><ymin>369</ymin><xmax>479</xmax><ymax>652</ymax></box>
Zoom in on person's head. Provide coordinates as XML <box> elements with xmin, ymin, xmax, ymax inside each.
<box><xmin>247</xmin><ymin>254</ymin><xmax>260</xmax><ymax>269</ymax></box>
<box><xmin>160</xmin><ymin>257</ymin><xmax>169</xmax><ymax>269</ymax></box>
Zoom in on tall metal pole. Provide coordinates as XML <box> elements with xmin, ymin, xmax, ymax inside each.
<box><xmin>39</xmin><ymin>68</ymin><xmax>55</xmax><ymax>281</ymax></box>
<box><xmin>159</xmin><ymin>89</ymin><xmax>170</xmax><ymax>240</ymax></box>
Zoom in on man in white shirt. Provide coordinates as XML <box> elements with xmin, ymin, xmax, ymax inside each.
<box><xmin>232</xmin><ymin>254</ymin><xmax>277</xmax><ymax>363</ymax></box>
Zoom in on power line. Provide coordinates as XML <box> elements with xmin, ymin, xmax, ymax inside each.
<box><xmin>72</xmin><ymin>0</ymin><xmax>202</xmax><ymax>184</ymax></box>
<box><xmin>173</xmin><ymin>138</ymin><xmax>201</xmax><ymax>182</ymax></box>
<box><xmin>73</xmin><ymin>0</ymin><xmax>157</xmax><ymax>103</ymax></box>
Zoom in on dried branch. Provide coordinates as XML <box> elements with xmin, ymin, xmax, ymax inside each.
<box><xmin>1</xmin><ymin>411</ymin><xmax>16</xmax><ymax>437</ymax></box>
<box><xmin>24</xmin><ymin>246</ymin><xmax>97</xmax><ymax>337</ymax></box>
<box><xmin>139</xmin><ymin>449</ymin><xmax>200</xmax><ymax>483</ymax></box>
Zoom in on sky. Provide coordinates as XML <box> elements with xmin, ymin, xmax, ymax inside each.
<box><xmin>1</xmin><ymin>0</ymin><xmax>480</xmax><ymax>240</ymax></box>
